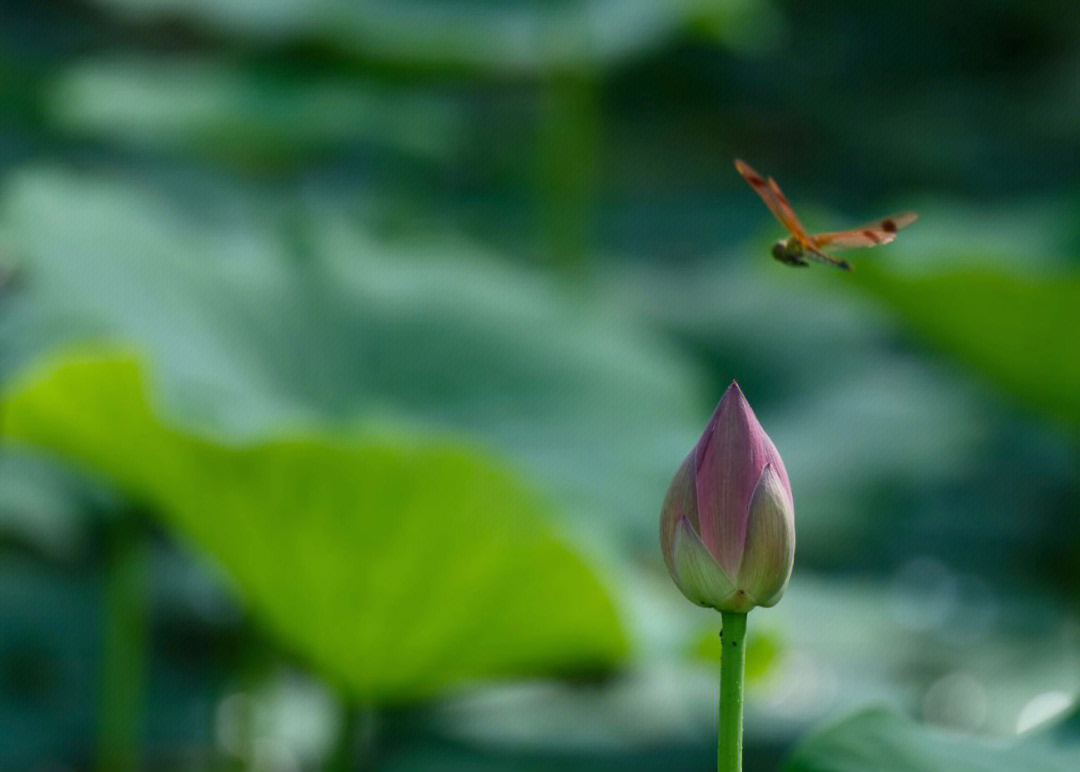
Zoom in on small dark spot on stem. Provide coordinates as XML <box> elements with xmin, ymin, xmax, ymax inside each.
<box><xmin>882</xmin><ymin>218</ymin><xmax>897</xmax><ymax>232</ymax></box>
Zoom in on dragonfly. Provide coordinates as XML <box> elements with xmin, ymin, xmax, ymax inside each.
<box><xmin>734</xmin><ymin>159</ymin><xmax>916</xmax><ymax>271</ymax></box>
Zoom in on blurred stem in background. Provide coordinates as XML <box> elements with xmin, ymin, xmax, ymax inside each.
<box><xmin>99</xmin><ymin>511</ymin><xmax>149</xmax><ymax>772</ymax></box>
<box><xmin>215</xmin><ymin>632</ymin><xmax>276</xmax><ymax>771</ymax></box>
<box><xmin>719</xmin><ymin>611</ymin><xmax>747</xmax><ymax>772</ymax></box>
<box><xmin>535</xmin><ymin>60</ymin><xmax>599</xmax><ymax>276</ymax></box>
<box><xmin>328</xmin><ymin>702</ymin><xmax>379</xmax><ymax>772</ymax></box>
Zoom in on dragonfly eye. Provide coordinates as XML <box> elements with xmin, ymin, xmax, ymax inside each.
<box><xmin>770</xmin><ymin>241</ymin><xmax>787</xmax><ymax>260</ymax></box>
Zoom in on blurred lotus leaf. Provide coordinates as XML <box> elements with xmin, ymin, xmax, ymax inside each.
<box><xmin>47</xmin><ymin>58</ymin><xmax>467</xmax><ymax>166</ymax></box>
<box><xmin>784</xmin><ymin>706</ymin><xmax>1080</xmax><ymax>772</ymax></box>
<box><xmin>853</xmin><ymin>263</ymin><xmax>1080</xmax><ymax>432</ymax></box>
<box><xmin>3</xmin><ymin>352</ymin><xmax>627</xmax><ymax>701</ymax></box>
<box><xmin>85</xmin><ymin>0</ymin><xmax>778</xmax><ymax>73</ymax></box>
<box><xmin>0</xmin><ymin>167</ymin><xmax>704</xmax><ymax>548</ymax></box>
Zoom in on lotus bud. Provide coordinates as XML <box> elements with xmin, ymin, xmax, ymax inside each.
<box><xmin>660</xmin><ymin>382</ymin><xmax>795</xmax><ymax>613</ymax></box>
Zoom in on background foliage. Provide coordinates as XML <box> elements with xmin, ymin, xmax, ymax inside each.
<box><xmin>2</xmin><ymin>1</ymin><xmax>1080</xmax><ymax>770</ymax></box>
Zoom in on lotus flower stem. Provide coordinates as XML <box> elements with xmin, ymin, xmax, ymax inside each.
<box><xmin>660</xmin><ymin>383</ymin><xmax>793</xmax><ymax>771</ymax></box>
<box><xmin>718</xmin><ymin>611</ymin><xmax>747</xmax><ymax>772</ymax></box>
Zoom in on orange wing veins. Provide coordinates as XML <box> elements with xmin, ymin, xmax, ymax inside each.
<box><xmin>735</xmin><ymin>158</ymin><xmax>916</xmax><ymax>271</ymax></box>
<box><xmin>811</xmin><ymin>212</ymin><xmax>918</xmax><ymax>249</ymax></box>
<box><xmin>734</xmin><ymin>160</ymin><xmax>800</xmax><ymax>236</ymax></box>
<box><xmin>765</xmin><ymin>176</ymin><xmax>813</xmax><ymax>245</ymax></box>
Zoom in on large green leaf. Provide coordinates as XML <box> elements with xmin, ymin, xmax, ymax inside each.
<box><xmin>0</xmin><ymin>167</ymin><xmax>704</xmax><ymax>548</ymax></box>
<box><xmin>852</xmin><ymin>263</ymin><xmax>1080</xmax><ymax>431</ymax></box>
<box><xmin>4</xmin><ymin>352</ymin><xmax>626</xmax><ymax>701</ymax></box>
<box><xmin>784</xmin><ymin>707</ymin><xmax>1080</xmax><ymax>772</ymax></box>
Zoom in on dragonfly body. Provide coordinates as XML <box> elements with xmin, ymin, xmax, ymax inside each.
<box><xmin>772</xmin><ymin>237</ymin><xmax>819</xmax><ymax>268</ymax></box>
<box><xmin>735</xmin><ymin>158</ymin><xmax>915</xmax><ymax>271</ymax></box>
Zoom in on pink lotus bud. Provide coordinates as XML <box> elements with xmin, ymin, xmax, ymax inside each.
<box><xmin>660</xmin><ymin>382</ymin><xmax>795</xmax><ymax>613</ymax></box>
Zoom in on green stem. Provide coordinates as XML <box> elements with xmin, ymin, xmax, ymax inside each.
<box><xmin>99</xmin><ymin>514</ymin><xmax>148</xmax><ymax>772</ymax></box>
<box><xmin>718</xmin><ymin>611</ymin><xmax>747</xmax><ymax>772</ymax></box>
<box><xmin>328</xmin><ymin>702</ymin><xmax>362</xmax><ymax>772</ymax></box>
<box><xmin>535</xmin><ymin>17</ymin><xmax>598</xmax><ymax>278</ymax></box>
<box><xmin>328</xmin><ymin>702</ymin><xmax>379</xmax><ymax>771</ymax></box>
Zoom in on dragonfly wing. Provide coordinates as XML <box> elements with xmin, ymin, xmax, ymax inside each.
<box><xmin>813</xmin><ymin>212</ymin><xmax>918</xmax><ymax>249</ymax></box>
<box><xmin>734</xmin><ymin>159</ymin><xmax>807</xmax><ymax>239</ymax></box>
<box><xmin>765</xmin><ymin>176</ymin><xmax>814</xmax><ymax>245</ymax></box>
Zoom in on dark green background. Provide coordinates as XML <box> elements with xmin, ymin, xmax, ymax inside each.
<box><xmin>2</xmin><ymin>1</ymin><xmax>1080</xmax><ymax>770</ymax></box>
